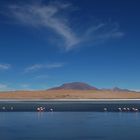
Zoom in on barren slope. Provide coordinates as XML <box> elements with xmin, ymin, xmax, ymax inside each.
<box><xmin>0</xmin><ymin>90</ymin><xmax>140</xmax><ymax>99</ymax></box>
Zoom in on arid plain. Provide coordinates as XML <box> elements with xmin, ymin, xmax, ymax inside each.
<box><xmin>0</xmin><ymin>90</ymin><xmax>140</xmax><ymax>99</ymax></box>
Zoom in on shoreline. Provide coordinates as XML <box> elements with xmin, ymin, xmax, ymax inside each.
<box><xmin>0</xmin><ymin>98</ymin><xmax>140</xmax><ymax>102</ymax></box>
<box><xmin>0</xmin><ymin>99</ymin><xmax>140</xmax><ymax>112</ymax></box>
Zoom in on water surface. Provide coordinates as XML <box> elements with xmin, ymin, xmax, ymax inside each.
<box><xmin>0</xmin><ymin>112</ymin><xmax>140</xmax><ymax>140</ymax></box>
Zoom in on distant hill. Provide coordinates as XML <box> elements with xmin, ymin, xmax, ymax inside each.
<box><xmin>49</xmin><ymin>82</ymin><xmax>98</xmax><ymax>90</ymax></box>
<box><xmin>101</xmin><ymin>87</ymin><xmax>133</xmax><ymax>92</ymax></box>
<box><xmin>49</xmin><ymin>82</ymin><xmax>133</xmax><ymax>91</ymax></box>
<box><xmin>112</xmin><ymin>87</ymin><xmax>132</xmax><ymax>92</ymax></box>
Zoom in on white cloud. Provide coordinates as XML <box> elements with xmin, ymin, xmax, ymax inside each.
<box><xmin>20</xmin><ymin>84</ymin><xmax>30</xmax><ymax>88</ymax></box>
<box><xmin>9</xmin><ymin>2</ymin><xmax>80</xmax><ymax>51</ymax></box>
<box><xmin>0</xmin><ymin>64</ymin><xmax>11</xmax><ymax>70</ymax></box>
<box><xmin>9</xmin><ymin>1</ymin><xmax>124</xmax><ymax>51</ymax></box>
<box><xmin>18</xmin><ymin>84</ymin><xmax>36</xmax><ymax>91</ymax></box>
<box><xmin>35</xmin><ymin>74</ymin><xmax>49</xmax><ymax>79</ymax></box>
<box><xmin>46</xmin><ymin>63</ymin><xmax>63</xmax><ymax>69</ymax></box>
<box><xmin>0</xmin><ymin>83</ymin><xmax>14</xmax><ymax>91</ymax></box>
<box><xmin>24</xmin><ymin>64</ymin><xmax>45</xmax><ymax>73</ymax></box>
<box><xmin>25</xmin><ymin>63</ymin><xmax>63</xmax><ymax>73</ymax></box>
<box><xmin>84</xmin><ymin>23</ymin><xmax>124</xmax><ymax>44</ymax></box>
<box><xmin>0</xmin><ymin>83</ymin><xmax>8</xmax><ymax>89</ymax></box>
<box><xmin>130</xmin><ymin>89</ymin><xmax>140</xmax><ymax>92</ymax></box>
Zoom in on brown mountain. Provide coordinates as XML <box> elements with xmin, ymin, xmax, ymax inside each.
<box><xmin>101</xmin><ymin>87</ymin><xmax>133</xmax><ymax>92</ymax></box>
<box><xmin>112</xmin><ymin>87</ymin><xmax>132</xmax><ymax>92</ymax></box>
<box><xmin>49</xmin><ymin>82</ymin><xmax>98</xmax><ymax>90</ymax></box>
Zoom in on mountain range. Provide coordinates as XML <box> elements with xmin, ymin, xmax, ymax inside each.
<box><xmin>49</xmin><ymin>82</ymin><xmax>97</xmax><ymax>90</ymax></box>
<box><xmin>0</xmin><ymin>82</ymin><xmax>138</xmax><ymax>99</ymax></box>
<box><xmin>49</xmin><ymin>82</ymin><xmax>132</xmax><ymax>92</ymax></box>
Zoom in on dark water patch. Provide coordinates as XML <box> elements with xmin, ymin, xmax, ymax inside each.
<box><xmin>0</xmin><ymin>100</ymin><xmax>140</xmax><ymax>112</ymax></box>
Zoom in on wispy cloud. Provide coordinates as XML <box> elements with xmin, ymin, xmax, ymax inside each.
<box><xmin>0</xmin><ymin>83</ymin><xmax>8</xmax><ymax>89</ymax></box>
<box><xmin>0</xmin><ymin>83</ymin><xmax>14</xmax><ymax>91</ymax></box>
<box><xmin>34</xmin><ymin>74</ymin><xmax>49</xmax><ymax>79</ymax></box>
<box><xmin>18</xmin><ymin>83</ymin><xmax>37</xmax><ymax>91</ymax></box>
<box><xmin>20</xmin><ymin>84</ymin><xmax>30</xmax><ymax>88</ymax></box>
<box><xmin>9</xmin><ymin>2</ymin><xmax>80</xmax><ymax>51</ymax></box>
<box><xmin>25</xmin><ymin>64</ymin><xmax>45</xmax><ymax>73</ymax></box>
<box><xmin>0</xmin><ymin>64</ymin><xmax>11</xmax><ymax>70</ymax></box>
<box><xmin>130</xmin><ymin>89</ymin><xmax>140</xmax><ymax>92</ymax></box>
<box><xmin>8</xmin><ymin>1</ymin><xmax>124</xmax><ymax>51</ymax></box>
<box><xmin>24</xmin><ymin>63</ymin><xmax>63</xmax><ymax>73</ymax></box>
<box><xmin>46</xmin><ymin>63</ymin><xmax>64</xmax><ymax>69</ymax></box>
<box><xmin>83</xmin><ymin>22</ymin><xmax>124</xmax><ymax>44</ymax></box>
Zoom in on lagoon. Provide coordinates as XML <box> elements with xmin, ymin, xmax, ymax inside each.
<box><xmin>0</xmin><ymin>100</ymin><xmax>140</xmax><ymax>112</ymax></box>
<box><xmin>0</xmin><ymin>112</ymin><xmax>140</xmax><ymax>140</ymax></box>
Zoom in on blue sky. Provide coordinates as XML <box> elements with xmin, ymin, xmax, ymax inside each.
<box><xmin>0</xmin><ymin>0</ymin><xmax>140</xmax><ymax>91</ymax></box>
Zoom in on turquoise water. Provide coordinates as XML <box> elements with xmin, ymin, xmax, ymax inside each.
<box><xmin>0</xmin><ymin>112</ymin><xmax>140</xmax><ymax>140</ymax></box>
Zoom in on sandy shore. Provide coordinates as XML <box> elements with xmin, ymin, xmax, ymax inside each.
<box><xmin>1</xmin><ymin>99</ymin><xmax>140</xmax><ymax>102</ymax></box>
<box><xmin>0</xmin><ymin>90</ymin><xmax>140</xmax><ymax>100</ymax></box>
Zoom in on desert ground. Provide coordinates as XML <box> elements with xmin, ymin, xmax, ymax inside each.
<box><xmin>0</xmin><ymin>90</ymin><xmax>140</xmax><ymax>99</ymax></box>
